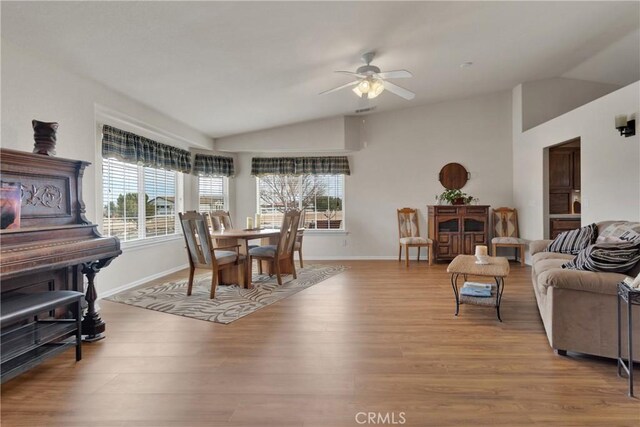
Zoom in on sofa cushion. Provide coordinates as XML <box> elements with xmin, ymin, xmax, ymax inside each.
<box><xmin>537</xmin><ymin>267</ymin><xmax>628</xmax><ymax>296</ymax></box>
<box><xmin>533</xmin><ymin>258</ymin><xmax>569</xmax><ymax>279</ymax></box>
<box><xmin>596</xmin><ymin>221</ymin><xmax>640</xmax><ymax>244</ymax></box>
<box><xmin>546</xmin><ymin>223</ymin><xmax>597</xmax><ymax>255</ymax></box>
<box><xmin>563</xmin><ymin>241</ymin><xmax>640</xmax><ymax>273</ymax></box>
<box><xmin>532</xmin><ymin>251</ymin><xmax>575</xmax><ymax>264</ymax></box>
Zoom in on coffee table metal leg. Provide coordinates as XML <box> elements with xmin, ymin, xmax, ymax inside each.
<box><xmin>494</xmin><ymin>276</ymin><xmax>505</xmax><ymax>322</ymax></box>
<box><xmin>618</xmin><ymin>293</ymin><xmax>623</xmax><ymax>377</ymax></box>
<box><xmin>629</xmin><ymin>300</ymin><xmax>634</xmax><ymax>397</ymax></box>
<box><xmin>450</xmin><ymin>273</ymin><xmax>460</xmax><ymax>316</ymax></box>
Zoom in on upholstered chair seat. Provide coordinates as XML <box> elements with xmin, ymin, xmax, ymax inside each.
<box><xmin>400</xmin><ymin>237</ymin><xmax>432</xmax><ymax>245</ymax></box>
<box><xmin>248</xmin><ymin>245</ymin><xmax>277</xmax><ymax>258</ymax></box>
<box><xmin>492</xmin><ymin>236</ymin><xmax>526</xmax><ymax>245</ymax></box>
<box><xmin>216</xmin><ymin>250</ymin><xmax>246</xmax><ymax>265</ymax></box>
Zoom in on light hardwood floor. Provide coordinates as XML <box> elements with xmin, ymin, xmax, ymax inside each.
<box><xmin>2</xmin><ymin>261</ymin><xmax>638</xmax><ymax>426</ymax></box>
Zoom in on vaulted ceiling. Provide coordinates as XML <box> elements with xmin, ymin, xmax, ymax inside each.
<box><xmin>2</xmin><ymin>1</ymin><xmax>639</xmax><ymax>137</ymax></box>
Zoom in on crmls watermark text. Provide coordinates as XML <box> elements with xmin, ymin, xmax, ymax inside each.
<box><xmin>355</xmin><ymin>412</ymin><xmax>406</xmax><ymax>425</ymax></box>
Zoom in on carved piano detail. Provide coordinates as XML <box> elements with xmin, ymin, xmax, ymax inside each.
<box><xmin>0</xmin><ymin>148</ymin><xmax>122</xmax><ymax>342</ymax></box>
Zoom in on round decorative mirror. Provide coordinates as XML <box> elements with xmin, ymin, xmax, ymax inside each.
<box><xmin>439</xmin><ymin>163</ymin><xmax>469</xmax><ymax>189</ymax></box>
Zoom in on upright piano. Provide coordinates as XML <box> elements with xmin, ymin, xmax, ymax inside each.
<box><xmin>0</xmin><ymin>148</ymin><xmax>121</xmax><ymax>378</ymax></box>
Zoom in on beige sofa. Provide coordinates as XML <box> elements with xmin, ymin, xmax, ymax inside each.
<box><xmin>530</xmin><ymin>221</ymin><xmax>640</xmax><ymax>360</ymax></box>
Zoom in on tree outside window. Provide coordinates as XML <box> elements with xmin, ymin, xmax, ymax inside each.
<box><xmin>257</xmin><ymin>174</ymin><xmax>344</xmax><ymax>230</ymax></box>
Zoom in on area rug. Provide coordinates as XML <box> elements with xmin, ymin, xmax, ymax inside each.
<box><xmin>106</xmin><ymin>264</ymin><xmax>347</xmax><ymax>324</ymax></box>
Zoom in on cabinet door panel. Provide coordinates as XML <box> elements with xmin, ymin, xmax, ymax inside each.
<box><xmin>573</xmin><ymin>150</ymin><xmax>581</xmax><ymax>190</ymax></box>
<box><xmin>549</xmin><ymin>192</ymin><xmax>570</xmax><ymax>214</ymax></box>
<box><xmin>549</xmin><ymin>149</ymin><xmax>573</xmax><ymax>189</ymax></box>
<box><xmin>463</xmin><ymin>233</ymin><xmax>486</xmax><ymax>254</ymax></box>
<box><xmin>450</xmin><ymin>235</ymin><xmax>461</xmax><ymax>256</ymax></box>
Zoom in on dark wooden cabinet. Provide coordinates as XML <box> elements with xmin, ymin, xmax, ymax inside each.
<box><xmin>549</xmin><ymin>145</ymin><xmax>580</xmax><ymax>214</ymax></box>
<box><xmin>428</xmin><ymin>205</ymin><xmax>489</xmax><ymax>262</ymax></box>
<box><xmin>550</xmin><ymin>218</ymin><xmax>581</xmax><ymax>239</ymax></box>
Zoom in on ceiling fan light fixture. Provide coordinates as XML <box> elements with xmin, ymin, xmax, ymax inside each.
<box><xmin>368</xmin><ymin>79</ymin><xmax>385</xmax><ymax>99</ymax></box>
<box><xmin>357</xmin><ymin>79</ymin><xmax>371</xmax><ymax>94</ymax></box>
<box><xmin>320</xmin><ymin>51</ymin><xmax>415</xmax><ymax>101</ymax></box>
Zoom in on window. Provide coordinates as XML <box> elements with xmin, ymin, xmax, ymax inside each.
<box><xmin>257</xmin><ymin>174</ymin><xmax>344</xmax><ymax>230</ymax></box>
<box><xmin>102</xmin><ymin>157</ymin><xmax>179</xmax><ymax>242</ymax></box>
<box><xmin>198</xmin><ymin>176</ymin><xmax>227</xmax><ymax>212</ymax></box>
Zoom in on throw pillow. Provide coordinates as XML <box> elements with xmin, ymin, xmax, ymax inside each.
<box><xmin>563</xmin><ymin>241</ymin><xmax>640</xmax><ymax>273</ymax></box>
<box><xmin>547</xmin><ymin>223</ymin><xmax>597</xmax><ymax>255</ymax></box>
<box><xmin>596</xmin><ymin>222</ymin><xmax>640</xmax><ymax>244</ymax></box>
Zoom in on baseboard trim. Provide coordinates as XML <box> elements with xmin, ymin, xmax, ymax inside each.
<box><xmin>305</xmin><ymin>256</ymin><xmax>399</xmax><ymax>261</ymax></box>
<box><xmin>99</xmin><ymin>263</ymin><xmax>189</xmax><ymax>299</ymax></box>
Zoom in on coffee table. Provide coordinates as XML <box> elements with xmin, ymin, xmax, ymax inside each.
<box><xmin>447</xmin><ymin>255</ymin><xmax>510</xmax><ymax>321</ymax></box>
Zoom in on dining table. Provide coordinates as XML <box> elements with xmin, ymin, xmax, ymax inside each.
<box><xmin>209</xmin><ymin>228</ymin><xmax>299</xmax><ymax>288</ymax></box>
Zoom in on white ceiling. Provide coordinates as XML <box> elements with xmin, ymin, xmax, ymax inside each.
<box><xmin>2</xmin><ymin>1</ymin><xmax>639</xmax><ymax>138</ymax></box>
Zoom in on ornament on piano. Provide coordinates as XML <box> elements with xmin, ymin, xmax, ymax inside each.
<box><xmin>32</xmin><ymin>120</ymin><xmax>59</xmax><ymax>156</ymax></box>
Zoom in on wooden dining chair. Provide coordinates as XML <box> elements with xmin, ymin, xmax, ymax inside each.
<box><xmin>491</xmin><ymin>207</ymin><xmax>527</xmax><ymax>266</ymax></box>
<box><xmin>397</xmin><ymin>207</ymin><xmax>433</xmax><ymax>267</ymax></box>
<box><xmin>249</xmin><ymin>210</ymin><xmax>301</xmax><ymax>286</ymax></box>
<box><xmin>208</xmin><ymin>210</ymin><xmax>233</xmax><ymax>231</ymax></box>
<box><xmin>179</xmin><ymin>211</ymin><xmax>244</xmax><ymax>298</ymax></box>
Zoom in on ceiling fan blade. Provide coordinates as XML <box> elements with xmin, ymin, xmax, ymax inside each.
<box><xmin>319</xmin><ymin>80</ymin><xmax>359</xmax><ymax>95</ymax></box>
<box><xmin>383</xmin><ymin>81</ymin><xmax>415</xmax><ymax>100</ymax></box>
<box><xmin>376</xmin><ymin>70</ymin><xmax>413</xmax><ymax>79</ymax></box>
<box><xmin>335</xmin><ymin>70</ymin><xmax>367</xmax><ymax>78</ymax></box>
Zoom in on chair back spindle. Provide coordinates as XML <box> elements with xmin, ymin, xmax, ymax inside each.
<box><xmin>277</xmin><ymin>210</ymin><xmax>301</xmax><ymax>259</ymax></box>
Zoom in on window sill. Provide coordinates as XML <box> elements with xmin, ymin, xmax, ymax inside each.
<box><xmin>120</xmin><ymin>234</ymin><xmax>183</xmax><ymax>252</ymax></box>
<box><xmin>304</xmin><ymin>230</ymin><xmax>349</xmax><ymax>236</ymax></box>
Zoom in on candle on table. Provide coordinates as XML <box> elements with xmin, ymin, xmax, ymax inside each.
<box><xmin>255</xmin><ymin>214</ymin><xmax>261</xmax><ymax>228</ymax></box>
<box><xmin>246</xmin><ymin>217</ymin><xmax>254</xmax><ymax>229</ymax></box>
<box><xmin>475</xmin><ymin>245</ymin><xmax>488</xmax><ymax>257</ymax></box>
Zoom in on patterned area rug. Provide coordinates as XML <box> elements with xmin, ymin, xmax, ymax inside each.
<box><xmin>106</xmin><ymin>264</ymin><xmax>347</xmax><ymax>324</ymax></box>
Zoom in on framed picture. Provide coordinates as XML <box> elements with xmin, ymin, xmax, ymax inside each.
<box><xmin>1</xmin><ymin>181</ymin><xmax>22</xmax><ymax>229</ymax></box>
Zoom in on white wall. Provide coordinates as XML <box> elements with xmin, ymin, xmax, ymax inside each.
<box><xmin>521</xmin><ymin>77</ymin><xmax>620</xmax><ymax>131</ymax></box>
<box><xmin>1</xmin><ymin>39</ymin><xmax>215</xmax><ymax>296</ymax></box>
<box><xmin>229</xmin><ymin>91</ymin><xmax>514</xmax><ymax>259</ymax></box>
<box><xmin>513</xmin><ymin>81</ymin><xmax>640</xmax><ymax>261</ymax></box>
<box><xmin>217</xmin><ymin>116</ymin><xmax>347</xmax><ymax>152</ymax></box>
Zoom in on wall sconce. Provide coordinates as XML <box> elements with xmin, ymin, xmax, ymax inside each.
<box><xmin>615</xmin><ymin>115</ymin><xmax>636</xmax><ymax>137</ymax></box>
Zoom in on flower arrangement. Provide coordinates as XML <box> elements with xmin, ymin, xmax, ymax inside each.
<box><xmin>436</xmin><ymin>189</ymin><xmax>475</xmax><ymax>205</ymax></box>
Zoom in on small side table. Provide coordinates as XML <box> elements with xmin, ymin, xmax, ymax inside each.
<box><xmin>617</xmin><ymin>282</ymin><xmax>640</xmax><ymax>397</ymax></box>
<box><xmin>447</xmin><ymin>255</ymin><xmax>510</xmax><ymax>322</ymax></box>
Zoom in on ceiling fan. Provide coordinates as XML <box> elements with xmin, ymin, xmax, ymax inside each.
<box><xmin>319</xmin><ymin>51</ymin><xmax>415</xmax><ymax>100</ymax></box>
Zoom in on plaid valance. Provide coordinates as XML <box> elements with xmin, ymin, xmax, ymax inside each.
<box><xmin>193</xmin><ymin>153</ymin><xmax>235</xmax><ymax>177</ymax></box>
<box><xmin>251</xmin><ymin>156</ymin><xmax>351</xmax><ymax>176</ymax></box>
<box><xmin>102</xmin><ymin>125</ymin><xmax>192</xmax><ymax>173</ymax></box>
